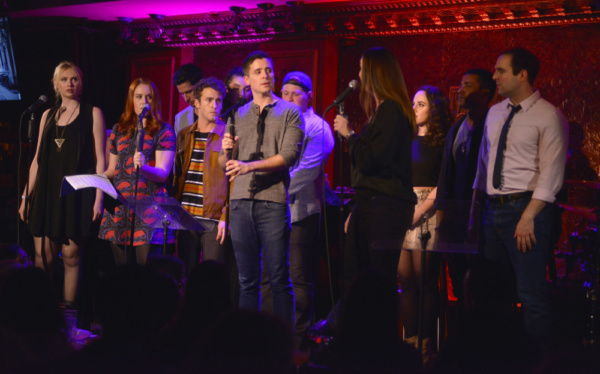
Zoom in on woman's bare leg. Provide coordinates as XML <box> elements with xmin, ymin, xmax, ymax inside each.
<box><xmin>62</xmin><ymin>238</ymin><xmax>83</xmax><ymax>303</ymax></box>
<box><xmin>34</xmin><ymin>236</ymin><xmax>60</xmax><ymax>279</ymax></box>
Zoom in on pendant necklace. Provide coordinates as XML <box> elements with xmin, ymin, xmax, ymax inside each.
<box><xmin>55</xmin><ymin>102</ymin><xmax>80</xmax><ymax>152</ymax></box>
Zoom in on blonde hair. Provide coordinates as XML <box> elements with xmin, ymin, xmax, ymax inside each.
<box><xmin>51</xmin><ymin>61</ymin><xmax>83</xmax><ymax>100</ymax></box>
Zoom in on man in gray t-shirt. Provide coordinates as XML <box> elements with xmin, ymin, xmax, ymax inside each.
<box><xmin>219</xmin><ymin>51</ymin><xmax>304</xmax><ymax>326</ymax></box>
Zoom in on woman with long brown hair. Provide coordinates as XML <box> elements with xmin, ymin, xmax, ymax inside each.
<box><xmin>99</xmin><ymin>78</ymin><xmax>176</xmax><ymax>265</ymax></box>
<box><xmin>333</xmin><ymin>45</ymin><xmax>417</xmax><ymax>312</ymax></box>
<box><xmin>19</xmin><ymin>61</ymin><xmax>106</xmax><ymax>306</ymax></box>
<box><xmin>306</xmin><ymin>47</ymin><xmax>417</xmax><ymax>369</ymax></box>
<box><xmin>398</xmin><ymin>85</ymin><xmax>451</xmax><ymax>365</ymax></box>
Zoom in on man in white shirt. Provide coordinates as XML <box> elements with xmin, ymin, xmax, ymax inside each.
<box><xmin>472</xmin><ymin>48</ymin><xmax>568</xmax><ymax>348</ymax></box>
<box><xmin>172</xmin><ymin>63</ymin><xmax>203</xmax><ymax>134</ymax></box>
<box><xmin>261</xmin><ymin>71</ymin><xmax>334</xmax><ymax>348</ymax></box>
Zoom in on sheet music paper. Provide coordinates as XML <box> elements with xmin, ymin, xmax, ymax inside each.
<box><xmin>61</xmin><ymin>174</ymin><xmax>118</xmax><ymax>199</ymax></box>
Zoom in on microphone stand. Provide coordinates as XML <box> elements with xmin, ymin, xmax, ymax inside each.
<box><xmin>24</xmin><ymin>112</ymin><xmax>37</xmax><ymax>221</ymax></box>
<box><xmin>128</xmin><ymin>117</ymin><xmax>145</xmax><ymax>260</ymax></box>
<box><xmin>323</xmin><ymin>101</ymin><xmax>350</xmax><ymax>292</ymax></box>
<box><xmin>224</xmin><ymin>119</ymin><xmax>237</xmax><ymax>242</ymax></box>
<box><xmin>17</xmin><ymin>111</ymin><xmax>37</xmax><ymax>246</ymax></box>
<box><xmin>336</xmin><ymin>102</ymin><xmax>348</xmax><ymax>283</ymax></box>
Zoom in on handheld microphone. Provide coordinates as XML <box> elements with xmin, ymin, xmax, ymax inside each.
<box><xmin>225</xmin><ymin>123</ymin><xmax>236</xmax><ymax>160</ymax></box>
<box><xmin>25</xmin><ymin>95</ymin><xmax>48</xmax><ymax>112</ymax></box>
<box><xmin>325</xmin><ymin>80</ymin><xmax>358</xmax><ymax>114</ymax></box>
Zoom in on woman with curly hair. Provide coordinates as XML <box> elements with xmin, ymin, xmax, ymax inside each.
<box><xmin>397</xmin><ymin>85</ymin><xmax>451</xmax><ymax>366</ymax></box>
<box><xmin>99</xmin><ymin>78</ymin><xmax>175</xmax><ymax>265</ymax></box>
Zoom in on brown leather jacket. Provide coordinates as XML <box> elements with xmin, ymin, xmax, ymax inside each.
<box><xmin>173</xmin><ymin>121</ymin><xmax>228</xmax><ymax>221</ymax></box>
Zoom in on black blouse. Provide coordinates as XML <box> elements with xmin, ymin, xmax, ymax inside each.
<box><xmin>411</xmin><ymin>136</ymin><xmax>443</xmax><ymax>187</ymax></box>
<box><xmin>347</xmin><ymin>100</ymin><xmax>416</xmax><ymax>203</ymax></box>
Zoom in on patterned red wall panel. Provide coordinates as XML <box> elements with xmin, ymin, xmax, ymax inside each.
<box><xmin>192</xmin><ymin>44</ymin><xmax>259</xmax><ymax>83</ymax></box>
<box><xmin>331</xmin><ymin>24</ymin><xmax>600</xmax><ymax>250</ymax></box>
<box><xmin>188</xmin><ymin>24</ymin><xmax>600</xmax><ymax>217</ymax></box>
<box><xmin>335</xmin><ymin>25</ymin><xmax>600</xmax><ymax>178</ymax></box>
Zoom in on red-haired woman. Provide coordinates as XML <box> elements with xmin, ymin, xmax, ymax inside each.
<box><xmin>99</xmin><ymin>78</ymin><xmax>175</xmax><ymax>265</ymax></box>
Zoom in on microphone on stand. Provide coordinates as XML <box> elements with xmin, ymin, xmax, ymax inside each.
<box><xmin>138</xmin><ymin>103</ymin><xmax>151</xmax><ymax>123</ymax></box>
<box><xmin>324</xmin><ymin>80</ymin><xmax>358</xmax><ymax>114</ymax></box>
<box><xmin>26</xmin><ymin>95</ymin><xmax>49</xmax><ymax>143</ymax></box>
<box><xmin>135</xmin><ymin>103</ymin><xmax>151</xmax><ymax>152</ymax></box>
<box><xmin>221</xmin><ymin>96</ymin><xmax>247</xmax><ymax>123</ymax></box>
<box><xmin>25</xmin><ymin>95</ymin><xmax>48</xmax><ymax>113</ymax></box>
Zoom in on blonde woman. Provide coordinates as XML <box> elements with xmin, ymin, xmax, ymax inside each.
<box><xmin>19</xmin><ymin>61</ymin><xmax>106</xmax><ymax>305</ymax></box>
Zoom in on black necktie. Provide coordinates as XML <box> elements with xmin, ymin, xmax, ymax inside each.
<box><xmin>492</xmin><ymin>104</ymin><xmax>521</xmax><ymax>189</ymax></box>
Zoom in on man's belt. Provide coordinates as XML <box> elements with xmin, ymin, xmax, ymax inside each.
<box><xmin>487</xmin><ymin>191</ymin><xmax>533</xmax><ymax>204</ymax></box>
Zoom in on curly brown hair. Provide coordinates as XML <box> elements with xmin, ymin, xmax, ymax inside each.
<box><xmin>417</xmin><ymin>85</ymin><xmax>451</xmax><ymax>147</ymax></box>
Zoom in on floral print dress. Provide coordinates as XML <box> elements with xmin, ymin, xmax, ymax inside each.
<box><xmin>99</xmin><ymin>122</ymin><xmax>176</xmax><ymax>246</ymax></box>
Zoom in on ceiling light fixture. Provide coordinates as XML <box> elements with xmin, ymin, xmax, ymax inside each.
<box><xmin>148</xmin><ymin>14</ymin><xmax>165</xmax><ymax>39</ymax></box>
<box><xmin>117</xmin><ymin>17</ymin><xmax>133</xmax><ymax>43</ymax></box>
<box><xmin>229</xmin><ymin>6</ymin><xmax>246</xmax><ymax>34</ymax></box>
<box><xmin>257</xmin><ymin>3</ymin><xmax>274</xmax><ymax>31</ymax></box>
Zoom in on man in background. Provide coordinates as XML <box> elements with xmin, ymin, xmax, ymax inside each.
<box><xmin>262</xmin><ymin>71</ymin><xmax>334</xmax><ymax>347</ymax></box>
<box><xmin>172</xmin><ymin>63</ymin><xmax>203</xmax><ymax>134</ymax></box>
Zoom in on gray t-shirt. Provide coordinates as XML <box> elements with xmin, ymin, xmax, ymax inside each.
<box><xmin>224</xmin><ymin>99</ymin><xmax>304</xmax><ymax>204</ymax></box>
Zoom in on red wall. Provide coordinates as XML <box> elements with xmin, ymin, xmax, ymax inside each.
<box><xmin>186</xmin><ymin>23</ymin><xmax>600</xmax><ymax>190</ymax></box>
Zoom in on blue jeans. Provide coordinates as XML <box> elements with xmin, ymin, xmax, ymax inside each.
<box><xmin>481</xmin><ymin>195</ymin><xmax>552</xmax><ymax>343</ymax></box>
<box><xmin>230</xmin><ymin>199</ymin><xmax>294</xmax><ymax>326</ymax></box>
<box><xmin>262</xmin><ymin>213</ymin><xmax>320</xmax><ymax>340</ymax></box>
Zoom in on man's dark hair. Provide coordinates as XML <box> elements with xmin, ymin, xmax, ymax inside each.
<box><xmin>172</xmin><ymin>63</ymin><xmax>204</xmax><ymax>86</ymax></box>
<box><xmin>464</xmin><ymin>68</ymin><xmax>496</xmax><ymax>104</ymax></box>
<box><xmin>242</xmin><ymin>51</ymin><xmax>272</xmax><ymax>77</ymax></box>
<box><xmin>193</xmin><ymin>77</ymin><xmax>227</xmax><ymax>101</ymax></box>
<box><xmin>500</xmin><ymin>47</ymin><xmax>540</xmax><ymax>86</ymax></box>
<box><xmin>225</xmin><ymin>67</ymin><xmax>244</xmax><ymax>87</ymax></box>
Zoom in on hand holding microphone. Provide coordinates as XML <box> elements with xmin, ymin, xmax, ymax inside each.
<box><xmin>223</xmin><ymin>124</ymin><xmax>237</xmax><ymax>160</ymax></box>
<box><xmin>333</xmin><ymin>115</ymin><xmax>353</xmax><ymax>139</ymax></box>
<box><xmin>223</xmin><ymin>133</ymin><xmax>238</xmax><ymax>160</ymax></box>
<box><xmin>133</xmin><ymin>151</ymin><xmax>146</xmax><ymax>169</ymax></box>
<box><xmin>326</xmin><ymin>79</ymin><xmax>358</xmax><ymax>140</ymax></box>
